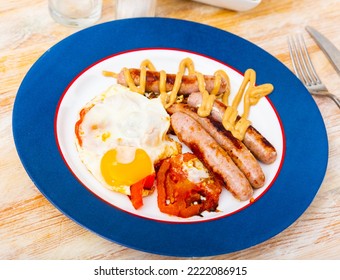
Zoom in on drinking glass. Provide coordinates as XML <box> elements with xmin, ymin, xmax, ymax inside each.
<box><xmin>115</xmin><ymin>0</ymin><xmax>157</xmax><ymax>19</ymax></box>
<box><xmin>48</xmin><ymin>0</ymin><xmax>102</xmax><ymax>27</ymax></box>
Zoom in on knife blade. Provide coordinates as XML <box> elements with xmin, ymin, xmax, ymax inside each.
<box><xmin>306</xmin><ymin>26</ymin><xmax>340</xmax><ymax>76</ymax></box>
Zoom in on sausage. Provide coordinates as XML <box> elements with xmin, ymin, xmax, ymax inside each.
<box><xmin>187</xmin><ymin>92</ymin><xmax>277</xmax><ymax>164</ymax></box>
<box><xmin>170</xmin><ymin>112</ymin><xmax>253</xmax><ymax>201</ymax></box>
<box><xmin>167</xmin><ymin>104</ymin><xmax>265</xmax><ymax>188</ymax></box>
<box><xmin>117</xmin><ymin>69</ymin><xmax>229</xmax><ymax>95</ymax></box>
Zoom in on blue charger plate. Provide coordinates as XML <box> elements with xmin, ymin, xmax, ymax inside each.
<box><xmin>12</xmin><ymin>18</ymin><xmax>328</xmax><ymax>257</ymax></box>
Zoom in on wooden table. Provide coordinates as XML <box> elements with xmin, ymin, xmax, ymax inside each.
<box><xmin>1</xmin><ymin>0</ymin><xmax>339</xmax><ymax>260</ymax></box>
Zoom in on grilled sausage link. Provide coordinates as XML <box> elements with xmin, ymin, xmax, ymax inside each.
<box><xmin>171</xmin><ymin>112</ymin><xmax>253</xmax><ymax>201</ymax></box>
<box><xmin>117</xmin><ymin>69</ymin><xmax>229</xmax><ymax>95</ymax></box>
<box><xmin>167</xmin><ymin>104</ymin><xmax>265</xmax><ymax>188</ymax></box>
<box><xmin>187</xmin><ymin>92</ymin><xmax>277</xmax><ymax>164</ymax></box>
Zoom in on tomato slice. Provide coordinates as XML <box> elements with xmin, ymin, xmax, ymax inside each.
<box><xmin>75</xmin><ymin>104</ymin><xmax>94</xmax><ymax>146</ymax></box>
<box><xmin>156</xmin><ymin>153</ymin><xmax>222</xmax><ymax>218</ymax></box>
<box><xmin>130</xmin><ymin>173</ymin><xmax>155</xmax><ymax>210</ymax></box>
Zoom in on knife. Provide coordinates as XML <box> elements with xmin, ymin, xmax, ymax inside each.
<box><xmin>306</xmin><ymin>26</ymin><xmax>340</xmax><ymax>76</ymax></box>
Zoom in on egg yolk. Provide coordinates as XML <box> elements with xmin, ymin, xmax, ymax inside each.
<box><xmin>101</xmin><ymin>148</ymin><xmax>153</xmax><ymax>187</ymax></box>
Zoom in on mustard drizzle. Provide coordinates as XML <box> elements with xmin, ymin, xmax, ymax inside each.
<box><xmin>222</xmin><ymin>69</ymin><xmax>274</xmax><ymax>140</ymax></box>
<box><xmin>103</xmin><ymin>58</ymin><xmax>273</xmax><ymax>140</ymax></box>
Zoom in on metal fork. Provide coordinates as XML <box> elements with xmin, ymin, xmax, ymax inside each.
<box><xmin>288</xmin><ymin>34</ymin><xmax>340</xmax><ymax>109</ymax></box>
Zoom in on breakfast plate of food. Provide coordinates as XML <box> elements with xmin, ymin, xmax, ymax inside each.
<box><xmin>13</xmin><ymin>18</ymin><xmax>328</xmax><ymax>256</ymax></box>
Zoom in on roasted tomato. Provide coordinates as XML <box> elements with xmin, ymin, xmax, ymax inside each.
<box><xmin>129</xmin><ymin>173</ymin><xmax>155</xmax><ymax>210</ymax></box>
<box><xmin>157</xmin><ymin>153</ymin><xmax>222</xmax><ymax>218</ymax></box>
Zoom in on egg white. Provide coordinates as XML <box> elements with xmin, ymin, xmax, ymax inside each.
<box><xmin>75</xmin><ymin>84</ymin><xmax>180</xmax><ymax>195</ymax></box>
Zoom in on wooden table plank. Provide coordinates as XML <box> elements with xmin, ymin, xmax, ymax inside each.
<box><xmin>1</xmin><ymin>0</ymin><xmax>339</xmax><ymax>259</ymax></box>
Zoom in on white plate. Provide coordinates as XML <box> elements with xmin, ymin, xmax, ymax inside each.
<box><xmin>56</xmin><ymin>49</ymin><xmax>284</xmax><ymax>223</ymax></box>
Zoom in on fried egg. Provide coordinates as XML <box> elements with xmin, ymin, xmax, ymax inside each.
<box><xmin>75</xmin><ymin>84</ymin><xmax>180</xmax><ymax>195</ymax></box>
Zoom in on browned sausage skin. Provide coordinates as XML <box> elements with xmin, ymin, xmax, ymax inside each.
<box><xmin>167</xmin><ymin>104</ymin><xmax>265</xmax><ymax>188</ymax></box>
<box><xmin>117</xmin><ymin>69</ymin><xmax>229</xmax><ymax>95</ymax></box>
<box><xmin>187</xmin><ymin>92</ymin><xmax>277</xmax><ymax>164</ymax></box>
<box><xmin>170</xmin><ymin>112</ymin><xmax>253</xmax><ymax>201</ymax></box>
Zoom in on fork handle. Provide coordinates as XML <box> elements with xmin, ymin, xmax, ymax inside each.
<box><xmin>326</xmin><ymin>93</ymin><xmax>340</xmax><ymax>109</ymax></box>
<box><xmin>311</xmin><ymin>91</ymin><xmax>340</xmax><ymax>109</ymax></box>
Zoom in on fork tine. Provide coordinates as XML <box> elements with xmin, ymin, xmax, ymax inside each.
<box><xmin>288</xmin><ymin>36</ymin><xmax>300</xmax><ymax>78</ymax></box>
<box><xmin>288</xmin><ymin>33</ymin><xmax>340</xmax><ymax>109</ymax></box>
<box><xmin>288</xmin><ymin>35</ymin><xmax>309</xmax><ymax>85</ymax></box>
<box><xmin>288</xmin><ymin>34</ymin><xmax>322</xmax><ymax>87</ymax></box>
<box><xmin>297</xmin><ymin>34</ymin><xmax>322</xmax><ymax>85</ymax></box>
<box><xmin>295</xmin><ymin>34</ymin><xmax>315</xmax><ymax>85</ymax></box>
